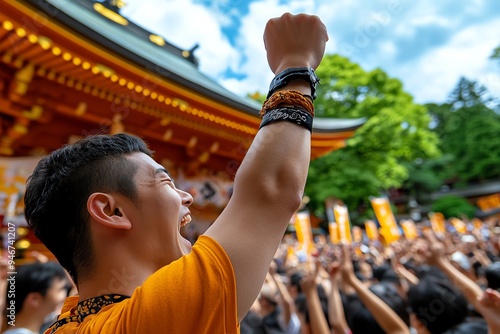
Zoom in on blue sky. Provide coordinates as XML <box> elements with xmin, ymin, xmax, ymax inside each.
<box><xmin>121</xmin><ymin>0</ymin><xmax>500</xmax><ymax>104</ymax></box>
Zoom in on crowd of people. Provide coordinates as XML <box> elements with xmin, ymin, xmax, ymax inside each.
<box><xmin>1</xmin><ymin>216</ymin><xmax>499</xmax><ymax>333</ymax></box>
<box><xmin>241</xmin><ymin>218</ymin><xmax>500</xmax><ymax>334</ymax></box>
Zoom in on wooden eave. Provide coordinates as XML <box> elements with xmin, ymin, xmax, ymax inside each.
<box><xmin>0</xmin><ymin>0</ymin><xmax>363</xmax><ymax>175</ymax></box>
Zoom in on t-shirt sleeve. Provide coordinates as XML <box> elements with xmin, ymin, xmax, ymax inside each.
<box><xmin>123</xmin><ymin>235</ymin><xmax>239</xmax><ymax>333</ymax></box>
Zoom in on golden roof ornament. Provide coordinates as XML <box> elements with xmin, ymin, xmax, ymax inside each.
<box><xmin>106</xmin><ymin>0</ymin><xmax>126</xmax><ymax>11</ymax></box>
<box><xmin>94</xmin><ymin>0</ymin><xmax>128</xmax><ymax>25</ymax></box>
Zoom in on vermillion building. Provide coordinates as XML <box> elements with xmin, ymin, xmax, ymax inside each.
<box><xmin>0</xmin><ymin>0</ymin><xmax>364</xmax><ymax>259</ymax></box>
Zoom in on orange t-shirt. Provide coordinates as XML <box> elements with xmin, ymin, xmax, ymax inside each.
<box><xmin>46</xmin><ymin>236</ymin><xmax>239</xmax><ymax>333</ymax></box>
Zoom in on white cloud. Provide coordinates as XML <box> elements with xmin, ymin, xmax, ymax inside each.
<box><xmin>122</xmin><ymin>0</ymin><xmax>239</xmax><ymax>78</ymax></box>
<box><xmin>379</xmin><ymin>41</ymin><xmax>397</xmax><ymax>60</ymax></box>
<box><xmin>394</xmin><ymin>18</ymin><xmax>500</xmax><ymax>103</ymax></box>
<box><xmin>408</xmin><ymin>15</ymin><xmax>453</xmax><ymax>29</ymax></box>
<box><xmin>465</xmin><ymin>0</ymin><xmax>487</xmax><ymax>15</ymax></box>
<box><xmin>121</xmin><ymin>0</ymin><xmax>500</xmax><ymax>104</ymax></box>
<box><xmin>221</xmin><ymin>0</ymin><xmax>320</xmax><ymax>96</ymax></box>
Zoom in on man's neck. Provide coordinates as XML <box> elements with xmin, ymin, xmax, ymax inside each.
<box><xmin>76</xmin><ymin>261</ymin><xmax>154</xmax><ymax>301</ymax></box>
<box><xmin>9</xmin><ymin>311</ymin><xmax>43</xmax><ymax>333</ymax></box>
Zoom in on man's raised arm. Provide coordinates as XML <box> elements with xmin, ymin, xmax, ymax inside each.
<box><xmin>205</xmin><ymin>13</ymin><xmax>328</xmax><ymax>321</ymax></box>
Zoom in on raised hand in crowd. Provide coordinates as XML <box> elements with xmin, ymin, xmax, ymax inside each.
<box><xmin>267</xmin><ymin>260</ymin><xmax>301</xmax><ymax>333</ymax></box>
<box><xmin>394</xmin><ymin>261</ymin><xmax>420</xmax><ymax>286</ymax></box>
<box><xmin>402</xmin><ymin>229</ymin><xmax>492</xmax><ymax>333</ymax></box>
<box><xmin>476</xmin><ymin>288</ymin><xmax>500</xmax><ymax>334</ymax></box>
<box><xmin>340</xmin><ymin>244</ymin><xmax>410</xmax><ymax>334</ymax></box>
<box><xmin>473</xmin><ymin>247</ymin><xmax>493</xmax><ymax>267</ymax></box>
<box><xmin>421</xmin><ymin>229</ymin><xmax>484</xmax><ymax>308</ymax></box>
<box><xmin>326</xmin><ymin>257</ymin><xmax>350</xmax><ymax>334</ymax></box>
<box><xmin>299</xmin><ymin>260</ymin><xmax>331</xmax><ymax>334</ymax></box>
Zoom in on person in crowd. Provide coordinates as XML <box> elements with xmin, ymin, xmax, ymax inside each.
<box><xmin>327</xmin><ymin>259</ymin><xmax>350</xmax><ymax>334</ymax></box>
<box><xmin>408</xmin><ymin>229</ymin><xmax>491</xmax><ymax>333</ymax></box>
<box><xmin>476</xmin><ymin>288</ymin><xmax>500</xmax><ymax>334</ymax></box>
<box><xmin>268</xmin><ymin>261</ymin><xmax>301</xmax><ymax>334</ymax></box>
<box><xmin>484</xmin><ymin>261</ymin><xmax>500</xmax><ymax>291</ymax></box>
<box><xmin>22</xmin><ymin>13</ymin><xmax>328</xmax><ymax>333</ymax></box>
<box><xmin>299</xmin><ymin>265</ymin><xmax>331</xmax><ymax>334</ymax></box>
<box><xmin>246</xmin><ymin>216</ymin><xmax>500</xmax><ymax>334</ymax></box>
<box><xmin>256</xmin><ymin>282</ymin><xmax>286</xmax><ymax>334</ymax></box>
<box><xmin>292</xmin><ymin>272</ymin><xmax>330</xmax><ymax>333</ymax></box>
<box><xmin>337</xmin><ymin>245</ymin><xmax>410</xmax><ymax>334</ymax></box>
<box><xmin>3</xmin><ymin>262</ymin><xmax>71</xmax><ymax>334</ymax></box>
<box><xmin>408</xmin><ymin>276</ymin><xmax>488</xmax><ymax>333</ymax></box>
<box><xmin>240</xmin><ymin>282</ymin><xmax>285</xmax><ymax>334</ymax></box>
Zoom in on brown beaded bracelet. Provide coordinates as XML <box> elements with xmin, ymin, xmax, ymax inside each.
<box><xmin>260</xmin><ymin>90</ymin><xmax>314</xmax><ymax>117</ymax></box>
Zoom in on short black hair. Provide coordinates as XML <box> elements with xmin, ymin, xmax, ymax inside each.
<box><xmin>442</xmin><ymin>319</ymin><xmax>489</xmax><ymax>334</ymax></box>
<box><xmin>344</xmin><ymin>294</ymin><xmax>384</xmax><ymax>334</ymax></box>
<box><xmin>344</xmin><ymin>282</ymin><xmax>409</xmax><ymax>334</ymax></box>
<box><xmin>24</xmin><ymin>134</ymin><xmax>152</xmax><ymax>284</ymax></box>
<box><xmin>485</xmin><ymin>261</ymin><xmax>500</xmax><ymax>290</ymax></box>
<box><xmin>408</xmin><ymin>277</ymin><xmax>468</xmax><ymax>334</ymax></box>
<box><xmin>372</xmin><ymin>264</ymin><xmax>401</xmax><ymax>286</ymax></box>
<box><xmin>289</xmin><ymin>272</ymin><xmax>303</xmax><ymax>293</ymax></box>
<box><xmin>415</xmin><ymin>265</ymin><xmax>448</xmax><ymax>281</ymax></box>
<box><xmin>8</xmin><ymin>262</ymin><xmax>68</xmax><ymax>313</ymax></box>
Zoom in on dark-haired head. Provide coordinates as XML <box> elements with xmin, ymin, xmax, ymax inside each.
<box><xmin>344</xmin><ymin>294</ymin><xmax>384</xmax><ymax>334</ymax></box>
<box><xmin>442</xmin><ymin>319</ymin><xmax>489</xmax><ymax>334</ymax></box>
<box><xmin>289</xmin><ymin>272</ymin><xmax>303</xmax><ymax>294</ymax></box>
<box><xmin>344</xmin><ymin>282</ymin><xmax>409</xmax><ymax>334</ymax></box>
<box><xmin>24</xmin><ymin>134</ymin><xmax>152</xmax><ymax>284</ymax></box>
<box><xmin>9</xmin><ymin>262</ymin><xmax>70</xmax><ymax>313</ymax></box>
<box><xmin>408</xmin><ymin>277</ymin><xmax>469</xmax><ymax>334</ymax></box>
<box><xmin>372</xmin><ymin>264</ymin><xmax>401</xmax><ymax>286</ymax></box>
<box><xmin>415</xmin><ymin>264</ymin><xmax>448</xmax><ymax>281</ymax></box>
<box><xmin>485</xmin><ymin>261</ymin><xmax>500</xmax><ymax>291</ymax></box>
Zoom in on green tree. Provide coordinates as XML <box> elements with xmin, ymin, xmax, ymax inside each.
<box><xmin>431</xmin><ymin>195</ymin><xmax>476</xmax><ymax>219</ymax></box>
<box><xmin>426</xmin><ymin>77</ymin><xmax>500</xmax><ymax>184</ymax></box>
<box><xmin>306</xmin><ymin>54</ymin><xmax>440</xmax><ymax>219</ymax></box>
<box><xmin>401</xmin><ymin>154</ymin><xmax>454</xmax><ymax>203</ymax></box>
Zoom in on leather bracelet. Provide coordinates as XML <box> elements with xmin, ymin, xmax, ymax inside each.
<box><xmin>260</xmin><ymin>90</ymin><xmax>314</xmax><ymax>117</ymax></box>
<box><xmin>259</xmin><ymin>107</ymin><xmax>313</xmax><ymax>132</ymax></box>
<box><xmin>267</xmin><ymin>67</ymin><xmax>320</xmax><ymax>100</ymax></box>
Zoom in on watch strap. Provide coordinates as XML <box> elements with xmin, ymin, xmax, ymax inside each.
<box><xmin>267</xmin><ymin>67</ymin><xmax>320</xmax><ymax>99</ymax></box>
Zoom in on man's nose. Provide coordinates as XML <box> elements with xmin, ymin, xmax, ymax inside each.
<box><xmin>179</xmin><ymin>190</ymin><xmax>193</xmax><ymax>206</ymax></box>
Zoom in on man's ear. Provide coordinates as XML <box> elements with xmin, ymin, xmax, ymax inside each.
<box><xmin>25</xmin><ymin>291</ymin><xmax>43</xmax><ymax>309</ymax></box>
<box><xmin>87</xmin><ymin>193</ymin><xmax>131</xmax><ymax>230</ymax></box>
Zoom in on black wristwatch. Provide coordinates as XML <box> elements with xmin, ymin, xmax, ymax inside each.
<box><xmin>267</xmin><ymin>67</ymin><xmax>320</xmax><ymax>100</ymax></box>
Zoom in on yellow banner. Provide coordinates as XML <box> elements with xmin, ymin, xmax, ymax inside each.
<box><xmin>370</xmin><ymin>197</ymin><xmax>400</xmax><ymax>244</ymax></box>
<box><xmin>333</xmin><ymin>204</ymin><xmax>352</xmax><ymax>244</ymax></box>
<box><xmin>477</xmin><ymin>193</ymin><xmax>500</xmax><ymax>211</ymax></box>
<box><xmin>294</xmin><ymin>212</ymin><xmax>314</xmax><ymax>251</ymax></box>
<box><xmin>429</xmin><ymin>212</ymin><xmax>446</xmax><ymax>234</ymax></box>
<box><xmin>352</xmin><ymin>226</ymin><xmax>363</xmax><ymax>243</ymax></box>
<box><xmin>364</xmin><ymin>220</ymin><xmax>379</xmax><ymax>241</ymax></box>
<box><xmin>379</xmin><ymin>227</ymin><xmax>400</xmax><ymax>245</ymax></box>
<box><xmin>286</xmin><ymin>245</ymin><xmax>296</xmax><ymax>264</ymax></box>
<box><xmin>473</xmin><ymin>218</ymin><xmax>483</xmax><ymax>231</ymax></box>
<box><xmin>401</xmin><ymin>220</ymin><xmax>418</xmax><ymax>240</ymax></box>
<box><xmin>450</xmin><ymin>217</ymin><xmax>467</xmax><ymax>234</ymax></box>
<box><xmin>328</xmin><ymin>222</ymin><xmax>339</xmax><ymax>244</ymax></box>
<box><xmin>354</xmin><ymin>246</ymin><xmax>363</xmax><ymax>257</ymax></box>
